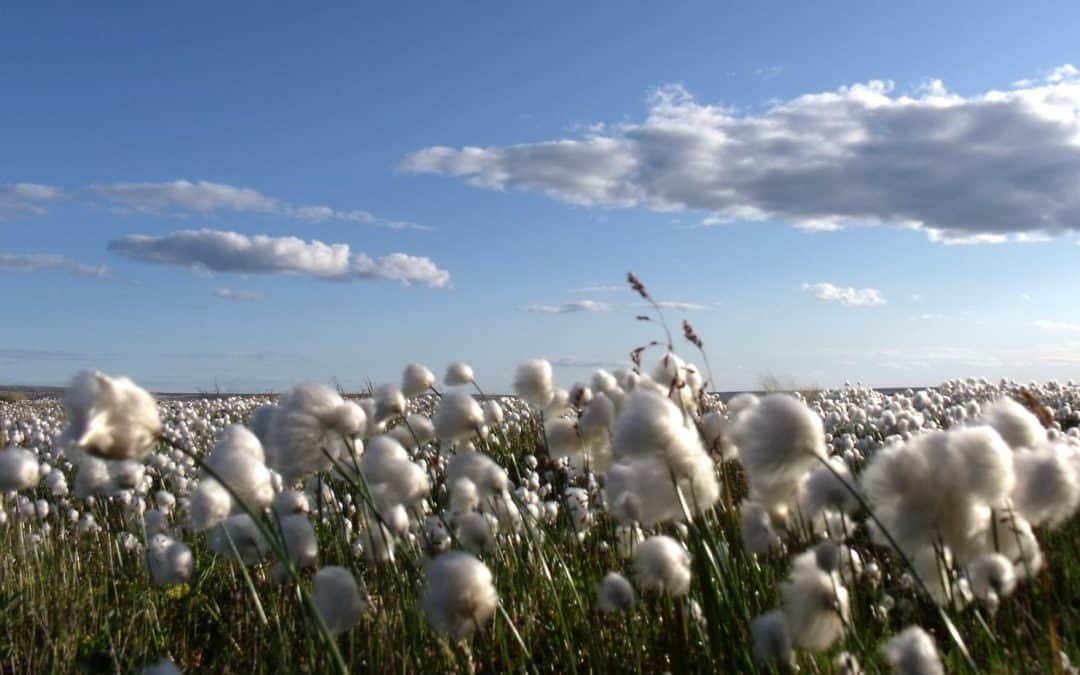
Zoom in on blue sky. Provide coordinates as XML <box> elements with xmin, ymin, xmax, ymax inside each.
<box><xmin>3</xmin><ymin>2</ymin><xmax>1080</xmax><ymax>392</ymax></box>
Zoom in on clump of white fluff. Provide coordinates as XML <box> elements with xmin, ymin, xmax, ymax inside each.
<box><xmin>861</xmin><ymin>427</ymin><xmax>1014</xmax><ymax>560</ymax></box>
<box><xmin>374</xmin><ymin>384</ymin><xmax>406</xmax><ymax>423</ymax></box>
<box><xmin>982</xmin><ymin>396</ymin><xmax>1046</xmax><ymax>450</ymax></box>
<box><xmin>209</xmin><ymin>514</ymin><xmax>269</xmax><ymax>565</ymax></box>
<box><xmin>360</xmin><ymin>435</ymin><xmax>430</xmax><ymax>507</ymax></box>
<box><xmin>780</xmin><ymin>552</ymin><xmax>850</xmax><ymax>651</ymax></box>
<box><xmin>249</xmin><ymin>404</ymin><xmax>278</xmax><ymax>447</ymax></box>
<box><xmin>733</xmin><ymin>394</ymin><xmax>826</xmax><ymax>508</ymax></box>
<box><xmin>203</xmin><ymin>425</ymin><xmax>274</xmax><ymax>513</ymax></box>
<box><xmin>433</xmin><ymin>391</ymin><xmax>485</xmax><ymax>444</ymax></box>
<box><xmin>1011</xmin><ymin>445</ymin><xmax>1080</xmax><ymax>527</ymax></box>
<box><xmin>597</xmin><ymin>571</ymin><xmax>636</xmax><ymax>612</ymax></box>
<box><xmin>446</xmin><ymin>452</ymin><xmax>508</xmax><ymax>498</ymax></box>
<box><xmin>278</xmin><ymin>513</ymin><xmax>318</xmax><ymax>571</ymax></box>
<box><xmin>187</xmin><ymin>479</ymin><xmax>232</xmax><ymax>531</ymax></box>
<box><xmin>740</xmin><ymin>500</ymin><xmax>782</xmax><ymax>555</ymax></box>
<box><xmin>514</xmin><ymin>359</ymin><xmax>554</xmax><ymax>408</ymax></box>
<box><xmin>444</xmin><ymin>361</ymin><xmax>475</xmax><ymax>386</ymax></box>
<box><xmin>881</xmin><ymin>626</ymin><xmax>944</xmax><ymax>675</ymax></box>
<box><xmin>62</xmin><ymin>371</ymin><xmax>161</xmax><ymax>460</ymax></box>
<box><xmin>545</xmin><ymin>418</ymin><xmax>583</xmax><ymax>458</ymax></box>
<box><xmin>313</xmin><ymin>566</ymin><xmax>366</xmax><ymax>635</ymax></box>
<box><xmin>401</xmin><ymin>363</ymin><xmax>436</xmax><ymax>398</ymax></box>
<box><xmin>803</xmin><ymin>456</ymin><xmax>861</xmax><ymax>516</ymax></box>
<box><xmin>966</xmin><ymin>552</ymin><xmax>1017</xmax><ymax>602</ymax></box>
<box><xmin>605</xmin><ymin>389</ymin><xmax>720</xmax><ymax>525</ymax></box>
<box><xmin>265</xmin><ymin>383</ymin><xmax>366</xmax><ymax>483</ymax></box>
<box><xmin>0</xmin><ymin>447</ymin><xmax>40</xmax><ymax>492</ymax></box>
<box><xmin>633</xmin><ymin>535</ymin><xmax>691</xmax><ymax>597</ymax></box>
<box><xmin>147</xmin><ymin>534</ymin><xmax>194</xmax><ymax>587</ymax></box>
<box><xmin>751</xmin><ymin>609</ymin><xmax>793</xmax><ymax>666</ymax></box>
<box><xmin>421</xmin><ymin>551</ymin><xmax>499</xmax><ymax>641</ymax></box>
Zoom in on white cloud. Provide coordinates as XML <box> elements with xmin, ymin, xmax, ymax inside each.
<box><xmin>91</xmin><ymin>180</ymin><xmax>431</xmax><ymax>230</ymax></box>
<box><xmin>571</xmin><ymin>284</ymin><xmax>620</xmax><ymax>293</ymax></box>
<box><xmin>803</xmin><ymin>282</ymin><xmax>886</xmax><ymax>306</ymax></box>
<box><xmin>1034</xmin><ymin>319</ymin><xmax>1080</xmax><ymax>333</ymax></box>
<box><xmin>107</xmin><ymin>229</ymin><xmax>450</xmax><ymax>287</ymax></box>
<box><xmin>527</xmin><ymin>300</ymin><xmax>611</xmax><ymax>314</ymax></box>
<box><xmin>549</xmin><ymin>356</ymin><xmax>626</xmax><ymax>369</ymax></box>
<box><xmin>213</xmin><ymin>287</ymin><xmax>263</xmax><ymax>302</ymax></box>
<box><xmin>0</xmin><ymin>183</ymin><xmax>62</xmax><ymax>217</ymax></box>
<box><xmin>402</xmin><ymin>71</ymin><xmax>1080</xmax><ymax>242</ymax></box>
<box><xmin>652</xmin><ymin>300</ymin><xmax>708</xmax><ymax>311</ymax></box>
<box><xmin>755</xmin><ymin>65</ymin><xmax>784</xmax><ymax>80</ymax></box>
<box><xmin>0</xmin><ymin>252</ymin><xmax>109</xmax><ymax>279</ymax></box>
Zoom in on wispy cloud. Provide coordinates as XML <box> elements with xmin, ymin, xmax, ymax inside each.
<box><xmin>754</xmin><ymin>65</ymin><xmax>783</xmax><ymax>80</ymax></box>
<box><xmin>0</xmin><ymin>183</ymin><xmax>63</xmax><ymax>217</ymax></box>
<box><xmin>652</xmin><ymin>300</ymin><xmax>708</xmax><ymax>311</ymax></box>
<box><xmin>527</xmin><ymin>299</ymin><xmax>610</xmax><ymax>314</ymax></box>
<box><xmin>402</xmin><ymin>69</ymin><xmax>1080</xmax><ymax>242</ymax></box>
<box><xmin>571</xmin><ymin>284</ymin><xmax>620</xmax><ymax>293</ymax></box>
<box><xmin>549</xmin><ymin>355</ymin><xmax>626</xmax><ymax>369</ymax></box>
<box><xmin>213</xmin><ymin>287</ymin><xmax>263</xmax><ymax>303</ymax></box>
<box><xmin>803</xmin><ymin>282</ymin><xmax>886</xmax><ymax>306</ymax></box>
<box><xmin>1034</xmin><ymin>319</ymin><xmax>1080</xmax><ymax>333</ymax></box>
<box><xmin>107</xmin><ymin>229</ymin><xmax>451</xmax><ymax>287</ymax></box>
<box><xmin>91</xmin><ymin>180</ymin><xmax>432</xmax><ymax>231</ymax></box>
<box><xmin>0</xmin><ymin>253</ymin><xmax>110</xmax><ymax>279</ymax></box>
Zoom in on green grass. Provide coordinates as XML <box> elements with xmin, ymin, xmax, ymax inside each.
<box><xmin>1</xmin><ymin>425</ymin><xmax>1078</xmax><ymax>674</ymax></box>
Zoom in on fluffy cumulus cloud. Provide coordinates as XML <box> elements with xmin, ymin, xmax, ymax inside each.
<box><xmin>402</xmin><ymin>68</ymin><xmax>1080</xmax><ymax>242</ymax></box>
<box><xmin>803</xmin><ymin>282</ymin><xmax>886</xmax><ymax>306</ymax></box>
<box><xmin>0</xmin><ymin>253</ymin><xmax>109</xmax><ymax>279</ymax></box>
<box><xmin>0</xmin><ymin>183</ymin><xmax>62</xmax><ymax>217</ymax></box>
<box><xmin>1034</xmin><ymin>320</ymin><xmax>1080</xmax><ymax>333</ymax></box>
<box><xmin>527</xmin><ymin>299</ymin><xmax>611</xmax><ymax>314</ymax></box>
<box><xmin>107</xmin><ymin>229</ymin><xmax>450</xmax><ymax>288</ymax></box>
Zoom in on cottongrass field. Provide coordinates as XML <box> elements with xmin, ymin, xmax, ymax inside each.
<box><xmin>1</xmin><ymin>282</ymin><xmax>1079</xmax><ymax>673</ymax></box>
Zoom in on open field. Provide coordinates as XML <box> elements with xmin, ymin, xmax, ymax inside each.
<box><xmin>2</xmin><ymin>352</ymin><xmax>1079</xmax><ymax>674</ymax></box>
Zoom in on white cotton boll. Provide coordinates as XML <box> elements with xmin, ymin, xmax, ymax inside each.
<box><xmin>374</xmin><ymin>384</ymin><xmax>406</xmax><ymax>423</ymax></box>
<box><xmin>569</xmin><ymin>382</ymin><xmax>593</xmax><ymax>408</ymax></box>
<box><xmin>361</xmin><ymin>436</ymin><xmax>430</xmax><ymax>507</ymax></box>
<box><xmin>358</xmin><ymin>522</ymin><xmax>396</xmax><ymax>564</ymax></box>
<box><xmin>0</xmin><ymin>447</ymin><xmax>40</xmax><ymax>492</ymax></box>
<box><xmin>605</xmin><ymin>453</ymin><xmax>719</xmax><ymax>526</ymax></box>
<box><xmin>422</xmin><ymin>551</ymin><xmax>498</xmax><ymax>641</ymax></box>
<box><xmin>803</xmin><ymin>456</ymin><xmax>861</xmax><ymax>516</ymax></box>
<box><xmin>545</xmin><ymin>418</ymin><xmax>582</xmax><ymax>458</ymax></box>
<box><xmin>881</xmin><ymin>626</ymin><xmax>944</xmax><ymax>675</ymax></box>
<box><xmin>155</xmin><ymin>490</ymin><xmax>176</xmax><ymax>513</ymax></box>
<box><xmin>982</xmin><ymin>397</ymin><xmax>1046</xmax><ymax>450</ymax></box>
<box><xmin>985</xmin><ymin>511</ymin><xmax>1043</xmax><ymax>579</ymax></box>
<box><xmin>147</xmin><ymin>535</ymin><xmax>194</xmax><ymax>587</ymax></box>
<box><xmin>313</xmin><ymin>566</ymin><xmax>366</xmax><ymax>635</ymax></box>
<box><xmin>751</xmin><ymin>610</ymin><xmax>793</xmax><ymax>666</ymax></box>
<box><xmin>740</xmin><ymin>500</ymin><xmax>782</xmax><ymax>555</ymax></box>
<box><xmin>966</xmin><ymin>553</ymin><xmax>1017</xmax><ymax>601</ymax></box>
<box><xmin>734</xmin><ymin>394</ymin><xmax>827</xmax><ymax>506</ymax></box>
<box><xmin>834</xmin><ymin>652</ymin><xmax>865</xmax><ymax>675</ymax></box>
<box><xmin>484</xmin><ymin>491</ymin><xmax>522</xmax><ymax>533</ymax></box>
<box><xmin>188</xmin><ymin>479</ymin><xmax>232</xmax><ymax>531</ymax></box>
<box><xmin>444</xmin><ymin>361</ymin><xmax>475</xmax><ymax>387</ymax></box>
<box><xmin>591</xmin><ymin>369</ymin><xmax>618</xmax><ymax>394</ymax></box>
<box><xmin>780</xmin><ymin>556</ymin><xmax>850</xmax><ymax>651</ymax></box>
<box><xmin>144</xmin><ymin>509</ymin><xmax>169</xmax><ymax>536</ymax></box>
<box><xmin>433</xmin><ymin>391</ymin><xmax>485</xmax><ymax>443</ymax></box>
<box><xmin>580</xmin><ymin>393</ymin><xmax>615</xmax><ymax>440</ymax></box>
<box><xmin>108</xmin><ymin>459</ymin><xmax>146</xmax><ymax>494</ymax></box>
<box><xmin>265</xmin><ymin>383</ymin><xmax>361</xmax><ymax>484</ymax></box>
<box><xmin>62</xmin><ymin>371</ymin><xmax>161</xmax><ymax>460</ymax></box>
<box><xmin>482</xmin><ymin>400</ymin><xmax>504</xmax><ymax>426</ymax></box>
<box><xmin>597</xmin><ymin>572</ymin><xmax>635</xmax><ymax>612</ymax></box>
<box><xmin>446</xmin><ymin>452</ymin><xmax>508</xmax><ymax>498</ymax></box>
<box><xmin>456</xmin><ymin>511</ymin><xmax>495</xmax><ymax>553</ymax></box>
<box><xmin>403</xmin><ymin>414</ymin><xmax>436</xmax><ymax>448</ymax></box>
<box><xmin>726</xmin><ymin>392</ymin><xmax>760</xmax><ymax>418</ymax></box>
<box><xmin>402</xmin><ymin>363</ymin><xmax>436</xmax><ymax>398</ymax></box>
<box><xmin>514</xmin><ymin>359</ymin><xmax>554</xmax><ymax>408</ymax></box>
<box><xmin>1012</xmin><ymin>445</ymin><xmax>1080</xmax><ymax>527</ymax></box>
<box><xmin>278</xmin><ymin>513</ymin><xmax>318</xmax><ymax>570</ymax></box>
<box><xmin>209</xmin><ymin>514</ymin><xmax>269</xmax><ymax>565</ymax></box>
<box><xmin>544</xmin><ymin>387</ymin><xmax>571</xmax><ymax>418</ymax></box>
<box><xmin>249</xmin><ymin>404</ymin><xmax>278</xmax><ymax>447</ymax></box>
<box><xmin>74</xmin><ymin>454</ymin><xmax>111</xmax><ymax>498</ymax></box>
<box><xmin>450</xmin><ymin>477</ymin><xmax>480</xmax><ymax>514</ymax></box>
<box><xmin>45</xmin><ymin>471</ymin><xmax>68</xmax><ymax>497</ymax></box>
<box><xmin>633</xmin><ymin>535</ymin><xmax>691</xmax><ymax>597</ymax></box>
<box><xmin>204</xmin><ymin>425</ymin><xmax>274</xmax><ymax>513</ymax></box>
<box><xmin>699</xmin><ymin>411</ymin><xmax>735</xmax><ymax>460</ymax></box>
<box><xmin>948</xmin><ymin>426</ymin><xmax>1015</xmax><ymax>503</ymax></box>
<box><xmin>613</xmin><ymin>390</ymin><xmax>701</xmax><ymax>473</ymax></box>
<box><xmin>273</xmin><ymin>489</ymin><xmax>310</xmax><ymax>517</ymax></box>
